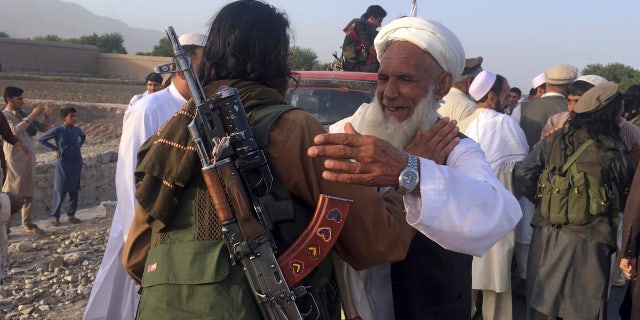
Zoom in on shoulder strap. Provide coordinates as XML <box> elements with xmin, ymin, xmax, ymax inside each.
<box><xmin>246</xmin><ymin>104</ymin><xmax>298</xmax><ymax>200</ymax></box>
<box><xmin>247</xmin><ymin>104</ymin><xmax>298</xmax><ymax>148</ymax></box>
<box><xmin>561</xmin><ymin>139</ymin><xmax>594</xmax><ymax>173</ymax></box>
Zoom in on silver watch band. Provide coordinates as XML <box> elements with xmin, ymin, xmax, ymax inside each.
<box><xmin>407</xmin><ymin>153</ymin><xmax>418</xmax><ymax>170</ymax></box>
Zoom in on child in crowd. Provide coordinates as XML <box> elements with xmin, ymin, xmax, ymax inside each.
<box><xmin>39</xmin><ymin>107</ymin><xmax>86</xmax><ymax>226</ymax></box>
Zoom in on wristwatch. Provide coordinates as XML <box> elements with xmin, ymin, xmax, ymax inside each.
<box><xmin>397</xmin><ymin>153</ymin><xmax>419</xmax><ymax>195</ymax></box>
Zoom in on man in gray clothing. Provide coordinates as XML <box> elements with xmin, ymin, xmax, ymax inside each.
<box><xmin>519</xmin><ymin>64</ymin><xmax>578</xmax><ymax>149</ymax></box>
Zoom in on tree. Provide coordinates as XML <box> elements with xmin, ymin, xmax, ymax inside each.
<box><xmin>67</xmin><ymin>32</ymin><xmax>127</xmax><ymax>54</ymax></box>
<box><xmin>0</xmin><ymin>32</ymin><xmax>9</xmax><ymax>38</ymax></box>
<box><xmin>137</xmin><ymin>37</ymin><xmax>172</xmax><ymax>57</ymax></box>
<box><xmin>95</xmin><ymin>32</ymin><xmax>127</xmax><ymax>54</ymax></box>
<box><xmin>581</xmin><ymin>63</ymin><xmax>640</xmax><ymax>92</ymax></box>
<box><xmin>32</xmin><ymin>34</ymin><xmax>63</xmax><ymax>42</ymax></box>
<box><xmin>24</xmin><ymin>32</ymin><xmax>128</xmax><ymax>54</ymax></box>
<box><xmin>290</xmin><ymin>45</ymin><xmax>318</xmax><ymax>71</ymax></box>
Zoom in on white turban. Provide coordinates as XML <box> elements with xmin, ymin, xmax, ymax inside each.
<box><xmin>374</xmin><ymin>17</ymin><xmax>466</xmax><ymax>81</ymax></box>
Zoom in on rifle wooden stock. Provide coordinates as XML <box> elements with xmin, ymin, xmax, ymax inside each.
<box><xmin>202</xmin><ymin>166</ymin><xmax>234</xmax><ymax>223</ymax></box>
<box><xmin>278</xmin><ymin>194</ymin><xmax>352</xmax><ymax>287</ymax></box>
<box><xmin>212</xmin><ymin>161</ymin><xmax>264</xmax><ymax>240</ymax></box>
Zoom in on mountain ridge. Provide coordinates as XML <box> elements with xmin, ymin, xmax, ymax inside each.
<box><xmin>0</xmin><ymin>0</ymin><xmax>163</xmax><ymax>54</ymax></box>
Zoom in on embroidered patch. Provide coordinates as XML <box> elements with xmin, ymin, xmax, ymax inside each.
<box><xmin>316</xmin><ymin>227</ymin><xmax>331</xmax><ymax>242</ymax></box>
<box><xmin>327</xmin><ymin>208</ymin><xmax>343</xmax><ymax>223</ymax></box>
<box><xmin>290</xmin><ymin>261</ymin><xmax>303</xmax><ymax>275</ymax></box>
<box><xmin>306</xmin><ymin>245</ymin><xmax>320</xmax><ymax>260</ymax></box>
<box><xmin>147</xmin><ymin>262</ymin><xmax>157</xmax><ymax>273</ymax></box>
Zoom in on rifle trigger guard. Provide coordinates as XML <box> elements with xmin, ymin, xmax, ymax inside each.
<box><xmin>292</xmin><ymin>286</ymin><xmax>319</xmax><ymax>319</ymax></box>
<box><xmin>232</xmin><ymin>241</ymin><xmax>252</xmax><ymax>258</ymax></box>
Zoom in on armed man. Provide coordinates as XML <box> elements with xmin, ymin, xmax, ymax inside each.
<box><xmin>123</xmin><ymin>1</ymin><xmax>519</xmax><ymax>319</ymax></box>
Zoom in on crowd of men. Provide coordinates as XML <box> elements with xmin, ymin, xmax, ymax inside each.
<box><xmin>3</xmin><ymin>0</ymin><xmax>639</xmax><ymax>319</ymax></box>
<box><xmin>85</xmin><ymin>1</ymin><xmax>638</xmax><ymax>319</ymax></box>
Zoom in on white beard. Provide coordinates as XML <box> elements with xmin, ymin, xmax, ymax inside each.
<box><xmin>352</xmin><ymin>90</ymin><xmax>440</xmax><ymax>149</ymax></box>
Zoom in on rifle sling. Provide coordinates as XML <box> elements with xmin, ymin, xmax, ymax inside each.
<box><xmin>561</xmin><ymin>139</ymin><xmax>594</xmax><ymax>174</ymax></box>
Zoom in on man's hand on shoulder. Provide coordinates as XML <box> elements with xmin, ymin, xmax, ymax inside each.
<box><xmin>307</xmin><ymin>122</ymin><xmax>407</xmax><ymax>187</ymax></box>
<box><xmin>405</xmin><ymin>117</ymin><xmax>459</xmax><ymax>165</ymax></box>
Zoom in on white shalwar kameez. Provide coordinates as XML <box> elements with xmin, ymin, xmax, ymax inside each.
<box><xmin>128</xmin><ymin>91</ymin><xmax>148</xmax><ymax>109</ymax></box>
<box><xmin>332</xmin><ymin>103</ymin><xmax>522</xmax><ymax>319</ymax></box>
<box><xmin>84</xmin><ymin>83</ymin><xmax>186</xmax><ymax>320</ymax></box>
<box><xmin>463</xmin><ymin>108</ymin><xmax>528</xmax><ymax>318</ymax></box>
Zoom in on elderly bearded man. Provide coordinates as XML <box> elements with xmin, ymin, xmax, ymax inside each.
<box><xmin>309</xmin><ymin>17</ymin><xmax>522</xmax><ymax>319</ymax></box>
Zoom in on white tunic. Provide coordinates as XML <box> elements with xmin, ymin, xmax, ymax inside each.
<box><xmin>128</xmin><ymin>91</ymin><xmax>149</xmax><ymax>109</ymax></box>
<box><xmin>463</xmin><ymin>108</ymin><xmax>528</xmax><ymax>292</ymax></box>
<box><xmin>84</xmin><ymin>83</ymin><xmax>186</xmax><ymax>320</ymax></box>
<box><xmin>404</xmin><ymin>138</ymin><xmax>522</xmax><ymax>256</ymax></box>
<box><xmin>333</xmin><ymin>103</ymin><xmax>522</xmax><ymax>318</ymax></box>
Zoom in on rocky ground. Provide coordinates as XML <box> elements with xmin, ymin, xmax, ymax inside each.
<box><xmin>0</xmin><ymin>75</ymin><xmax>142</xmax><ymax>319</ymax></box>
<box><xmin>3</xmin><ymin>205</ymin><xmax>113</xmax><ymax>319</ymax></box>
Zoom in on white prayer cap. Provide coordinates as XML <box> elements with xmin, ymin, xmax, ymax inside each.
<box><xmin>178</xmin><ymin>33</ymin><xmax>206</xmax><ymax>47</ymax></box>
<box><xmin>574</xmin><ymin>74</ymin><xmax>608</xmax><ymax>87</ymax></box>
<box><xmin>374</xmin><ymin>17</ymin><xmax>465</xmax><ymax>81</ymax></box>
<box><xmin>531</xmin><ymin>72</ymin><xmax>545</xmax><ymax>89</ymax></box>
<box><xmin>469</xmin><ymin>70</ymin><xmax>497</xmax><ymax>101</ymax></box>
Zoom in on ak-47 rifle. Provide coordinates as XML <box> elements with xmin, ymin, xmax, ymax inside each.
<box><xmin>160</xmin><ymin>26</ymin><xmax>351</xmax><ymax>320</ymax></box>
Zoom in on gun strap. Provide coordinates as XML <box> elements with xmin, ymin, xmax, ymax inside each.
<box><xmin>247</xmin><ymin>104</ymin><xmax>299</xmax><ymax>200</ymax></box>
<box><xmin>247</xmin><ymin>105</ymin><xmax>352</xmax><ymax>287</ymax></box>
<box><xmin>278</xmin><ymin>194</ymin><xmax>351</xmax><ymax>287</ymax></box>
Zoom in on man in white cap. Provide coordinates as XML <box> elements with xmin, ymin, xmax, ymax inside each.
<box><xmin>465</xmin><ymin>70</ymin><xmax>528</xmax><ymax>319</ymax></box>
<box><xmin>511</xmin><ymin>72</ymin><xmax>546</xmax><ymax>124</ymax></box>
<box><xmin>531</xmin><ymin>72</ymin><xmax>547</xmax><ymax>99</ymax></box>
<box><xmin>437</xmin><ymin>56</ymin><xmax>483</xmax><ymax>131</ymax></box>
<box><xmin>520</xmin><ymin>64</ymin><xmax>578</xmax><ymax>149</ymax></box>
<box><xmin>309</xmin><ymin>17</ymin><xmax>521</xmax><ymax>319</ymax></box>
<box><xmin>84</xmin><ymin>33</ymin><xmax>207</xmax><ymax>320</ymax></box>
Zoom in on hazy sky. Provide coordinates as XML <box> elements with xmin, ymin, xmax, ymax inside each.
<box><xmin>61</xmin><ymin>0</ymin><xmax>640</xmax><ymax>90</ymax></box>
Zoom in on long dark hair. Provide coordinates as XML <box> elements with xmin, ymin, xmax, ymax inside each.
<box><xmin>198</xmin><ymin>0</ymin><xmax>293</xmax><ymax>93</ymax></box>
<box><xmin>566</xmin><ymin>93</ymin><xmax>623</xmax><ymax>148</ymax></box>
<box><xmin>623</xmin><ymin>84</ymin><xmax>640</xmax><ymax>119</ymax></box>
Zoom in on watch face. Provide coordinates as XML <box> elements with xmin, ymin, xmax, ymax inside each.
<box><xmin>401</xmin><ymin>170</ymin><xmax>419</xmax><ymax>189</ymax></box>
